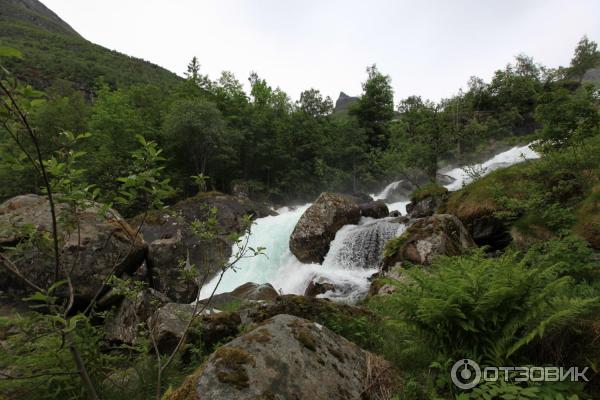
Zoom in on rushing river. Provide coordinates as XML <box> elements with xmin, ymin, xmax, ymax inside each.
<box><xmin>199</xmin><ymin>144</ymin><xmax>539</xmax><ymax>303</ymax></box>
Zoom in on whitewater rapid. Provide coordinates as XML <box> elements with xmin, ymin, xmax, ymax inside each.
<box><xmin>199</xmin><ymin>143</ymin><xmax>539</xmax><ymax>303</ymax></box>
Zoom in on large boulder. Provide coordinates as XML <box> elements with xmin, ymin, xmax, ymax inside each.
<box><xmin>0</xmin><ymin>194</ymin><xmax>146</xmax><ymax>303</ymax></box>
<box><xmin>383</xmin><ymin>214</ymin><xmax>476</xmax><ymax>267</ymax></box>
<box><xmin>134</xmin><ymin>192</ymin><xmax>276</xmax><ymax>302</ymax></box>
<box><xmin>166</xmin><ymin>314</ymin><xmax>397</xmax><ymax>400</ymax></box>
<box><xmin>289</xmin><ymin>192</ymin><xmax>361</xmax><ymax>263</ymax></box>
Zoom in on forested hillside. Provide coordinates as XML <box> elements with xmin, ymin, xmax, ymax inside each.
<box><xmin>0</xmin><ymin>0</ymin><xmax>180</xmax><ymax>92</ymax></box>
<box><xmin>1</xmin><ymin>32</ymin><xmax>599</xmax><ymax>214</ymax></box>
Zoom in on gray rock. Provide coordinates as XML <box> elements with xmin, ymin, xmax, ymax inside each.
<box><xmin>166</xmin><ymin>314</ymin><xmax>398</xmax><ymax>400</ymax></box>
<box><xmin>104</xmin><ymin>288</ymin><xmax>170</xmax><ymax>345</ymax></box>
<box><xmin>304</xmin><ymin>278</ymin><xmax>337</xmax><ymax>298</ymax></box>
<box><xmin>406</xmin><ymin>196</ymin><xmax>444</xmax><ymax>218</ymax></box>
<box><xmin>135</xmin><ymin>192</ymin><xmax>276</xmax><ymax>302</ymax></box>
<box><xmin>383</xmin><ymin>214</ymin><xmax>476</xmax><ymax>267</ymax></box>
<box><xmin>0</xmin><ymin>194</ymin><xmax>146</xmax><ymax>303</ymax></box>
<box><xmin>359</xmin><ymin>200</ymin><xmax>389</xmax><ymax>219</ymax></box>
<box><xmin>148</xmin><ymin>302</ymin><xmax>199</xmax><ymax>354</ymax></box>
<box><xmin>289</xmin><ymin>192</ymin><xmax>361</xmax><ymax>263</ymax></box>
<box><xmin>229</xmin><ymin>282</ymin><xmax>278</xmax><ymax>302</ymax></box>
<box><xmin>148</xmin><ymin>302</ymin><xmax>240</xmax><ymax>354</ymax></box>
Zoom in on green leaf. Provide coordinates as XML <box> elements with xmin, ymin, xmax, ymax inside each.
<box><xmin>0</xmin><ymin>46</ymin><xmax>23</xmax><ymax>59</ymax></box>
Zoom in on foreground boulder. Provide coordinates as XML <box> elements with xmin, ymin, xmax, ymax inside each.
<box><xmin>134</xmin><ymin>192</ymin><xmax>276</xmax><ymax>302</ymax></box>
<box><xmin>167</xmin><ymin>314</ymin><xmax>397</xmax><ymax>400</ymax></box>
<box><xmin>0</xmin><ymin>194</ymin><xmax>146</xmax><ymax>303</ymax></box>
<box><xmin>289</xmin><ymin>192</ymin><xmax>361</xmax><ymax>263</ymax></box>
<box><xmin>383</xmin><ymin>214</ymin><xmax>475</xmax><ymax>267</ymax></box>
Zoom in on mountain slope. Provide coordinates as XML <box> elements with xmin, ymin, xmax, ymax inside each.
<box><xmin>0</xmin><ymin>0</ymin><xmax>181</xmax><ymax>92</ymax></box>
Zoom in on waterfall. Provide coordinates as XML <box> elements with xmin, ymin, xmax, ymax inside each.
<box><xmin>443</xmin><ymin>144</ymin><xmax>539</xmax><ymax>191</ymax></box>
<box><xmin>322</xmin><ymin>218</ymin><xmax>405</xmax><ymax>270</ymax></box>
<box><xmin>373</xmin><ymin>181</ymin><xmax>401</xmax><ymax>201</ymax></box>
<box><xmin>199</xmin><ymin>143</ymin><xmax>540</xmax><ymax>304</ymax></box>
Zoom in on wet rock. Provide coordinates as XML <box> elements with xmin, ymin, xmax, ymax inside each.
<box><xmin>166</xmin><ymin>314</ymin><xmax>398</xmax><ymax>400</ymax></box>
<box><xmin>0</xmin><ymin>194</ymin><xmax>146</xmax><ymax>304</ymax></box>
<box><xmin>304</xmin><ymin>278</ymin><xmax>337</xmax><ymax>298</ymax></box>
<box><xmin>201</xmin><ymin>282</ymin><xmax>279</xmax><ymax>309</ymax></box>
<box><xmin>359</xmin><ymin>200</ymin><xmax>389</xmax><ymax>219</ymax></box>
<box><xmin>383</xmin><ymin>214</ymin><xmax>475</xmax><ymax>267</ymax></box>
<box><xmin>229</xmin><ymin>282</ymin><xmax>278</xmax><ymax>302</ymax></box>
<box><xmin>289</xmin><ymin>192</ymin><xmax>361</xmax><ymax>263</ymax></box>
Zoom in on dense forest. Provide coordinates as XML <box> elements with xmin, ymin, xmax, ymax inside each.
<box><xmin>1</xmin><ymin>1</ymin><xmax>600</xmax><ymax>399</ymax></box>
<box><xmin>2</xmin><ymin>33</ymin><xmax>599</xmax><ymax>215</ymax></box>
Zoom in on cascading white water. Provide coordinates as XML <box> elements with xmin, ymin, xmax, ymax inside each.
<box><xmin>199</xmin><ymin>143</ymin><xmax>540</xmax><ymax>304</ymax></box>
<box><xmin>443</xmin><ymin>144</ymin><xmax>539</xmax><ymax>191</ymax></box>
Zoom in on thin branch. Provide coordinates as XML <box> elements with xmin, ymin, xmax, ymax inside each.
<box><xmin>0</xmin><ymin>252</ymin><xmax>45</xmax><ymax>293</ymax></box>
<box><xmin>0</xmin><ymin>79</ymin><xmax>61</xmax><ymax>281</ymax></box>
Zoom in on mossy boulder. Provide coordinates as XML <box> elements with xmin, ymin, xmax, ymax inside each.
<box><xmin>406</xmin><ymin>183</ymin><xmax>448</xmax><ymax>218</ymax></box>
<box><xmin>444</xmin><ymin>164</ymin><xmax>532</xmax><ymax>250</ymax></box>
<box><xmin>0</xmin><ymin>194</ymin><xmax>146</xmax><ymax>304</ymax></box>
<box><xmin>383</xmin><ymin>214</ymin><xmax>475</xmax><ymax>267</ymax></box>
<box><xmin>166</xmin><ymin>314</ymin><xmax>399</xmax><ymax>400</ymax></box>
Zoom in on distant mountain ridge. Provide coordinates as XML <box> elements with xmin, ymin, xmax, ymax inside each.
<box><xmin>333</xmin><ymin>91</ymin><xmax>359</xmax><ymax>114</ymax></box>
<box><xmin>0</xmin><ymin>0</ymin><xmax>181</xmax><ymax>92</ymax></box>
<box><xmin>0</xmin><ymin>0</ymin><xmax>78</xmax><ymax>36</ymax></box>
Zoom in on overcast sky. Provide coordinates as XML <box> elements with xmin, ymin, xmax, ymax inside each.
<box><xmin>42</xmin><ymin>0</ymin><xmax>600</xmax><ymax>103</ymax></box>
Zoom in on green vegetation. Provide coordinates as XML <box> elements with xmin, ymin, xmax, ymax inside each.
<box><xmin>366</xmin><ymin>239</ymin><xmax>600</xmax><ymax>399</ymax></box>
<box><xmin>2</xmin><ymin>6</ymin><xmax>599</xmax><ymax>211</ymax></box>
<box><xmin>0</xmin><ymin>0</ymin><xmax>180</xmax><ymax>92</ymax></box>
<box><xmin>0</xmin><ymin>5</ymin><xmax>600</xmax><ymax>399</ymax></box>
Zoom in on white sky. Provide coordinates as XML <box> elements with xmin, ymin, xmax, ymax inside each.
<box><xmin>42</xmin><ymin>0</ymin><xmax>600</xmax><ymax>103</ymax></box>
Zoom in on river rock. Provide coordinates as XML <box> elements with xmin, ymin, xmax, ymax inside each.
<box><xmin>383</xmin><ymin>214</ymin><xmax>476</xmax><ymax>267</ymax></box>
<box><xmin>166</xmin><ymin>314</ymin><xmax>397</xmax><ymax>400</ymax></box>
<box><xmin>229</xmin><ymin>282</ymin><xmax>278</xmax><ymax>302</ymax></box>
<box><xmin>304</xmin><ymin>278</ymin><xmax>337</xmax><ymax>298</ymax></box>
<box><xmin>406</xmin><ymin>195</ymin><xmax>445</xmax><ymax>218</ymax></box>
<box><xmin>359</xmin><ymin>199</ymin><xmax>389</xmax><ymax>219</ymax></box>
<box><xmin>134</xmin><ymin>192</ymin><xmax>276</xmax><ymax>302</ymax></box>
<box><xmin>105</xmin><ymin>288</ymin><xmax>170</xmax><ymax>345</ymax></box>
<box><xmin>148</xmin><ymin>302</ymin><xmax>240</xmax><ymax>354</ymax></box>
<box><xmin>289</xmin><ymin>192</ymin><xmax>361</xmax><ymax>263</ymax></box>
<box><xmin>0</xmin><ymin>194</ymin><xmax>146</xmax><ymax>303</ymax></box>
<box><xmin>200</xmin><ymin>282</ymin><xmax>279</xmax><ymax>310</ymax></box>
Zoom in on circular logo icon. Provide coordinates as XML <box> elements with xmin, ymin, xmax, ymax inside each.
<box><xmin>451</xmin><ymin>359</ymin><xmax>481</xmax><ymax>389</ymax></box>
